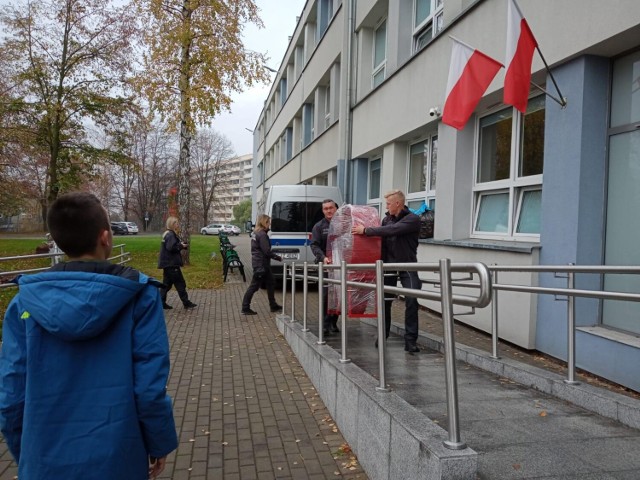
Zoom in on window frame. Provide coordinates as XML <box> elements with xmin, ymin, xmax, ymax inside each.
<box><xmin>406</xmin><ymin>134</ymin><xmax>438</xmax><ymax>211</ymax></box>
<box><xmin>372</xmin><ymin>18</ymin><xmax>387</xmax><ymax>88</ymax></box>
<box><xmin>472</xmin><ymin>96</ymin><xmax>545</xmax><ymax>241</ymax></box>
<box><xmin>368</xmin><ymin>157</ymin><xmax>382</xmax><ymax>204</ymax></box>
<box><xmin>413</xmin><ymin>0</ymin><xmax>444</xmax><ymax>53</ymax></box>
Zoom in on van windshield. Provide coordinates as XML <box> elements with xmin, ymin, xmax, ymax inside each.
<box><xmin>271</xmin><ymin>201</ymin><xmax>324</xmax><ymax>233</ymax></box>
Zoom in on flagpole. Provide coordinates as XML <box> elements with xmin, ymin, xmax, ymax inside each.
<box><xmin>530</xmin><ymin>80</ymin><xmax>565</xmax><ymax>108</ymax></box>
<box><xmin>535</xmin><ymin>46</ymin><xmax>567</xmax><ymax>108</ymax></box>
<box><xmin>448</xmin><ymin>35</ymin><xmax>477</xmax><ymax>52</ymax></box>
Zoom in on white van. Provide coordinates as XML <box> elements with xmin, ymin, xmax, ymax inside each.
<box><xmin>257</xmin><ymin>185</ymin><xmax>343</xmax><ymax>277</ymax></box>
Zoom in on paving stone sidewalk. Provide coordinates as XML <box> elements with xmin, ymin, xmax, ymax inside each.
<box><xmin>0</xmin><ymin>277</ymin><xmax>368</xmax><ymax>480</ymax></box>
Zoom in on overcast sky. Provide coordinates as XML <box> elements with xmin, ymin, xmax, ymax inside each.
<box><xmin>0</xmin><ymin>0</ymin><xmax>306</xmax><ymax>156</ymax></box>
<box><xmin>212</xmin><ymin>0</ymin><xmax>307</xmax><ymax>156</ymax></box>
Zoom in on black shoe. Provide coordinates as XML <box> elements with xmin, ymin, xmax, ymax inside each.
<box><xmin>405</xmin><ymin>344</ymin><xmax>420</xmax><ymax>353</ymax></box>
<box><xmin>242</xmin><ymin>308</ymin><xmax>258</xmax><ymax>315</ymax></box>
<box><xmin>270</xmin><ymin>304</ymin><xmax>282</xmax><ymax>312</ymax></box>
<box><xmin>329</xmin><ymin>323</ymin><xmax>340</xmax><ymax>333</ymax></box>
<box><xmin>323</xmin><ymin>328</ymin><xmax>330</xmax><ymax>336</ymax></box>
<box><xmin>163</xmin><ymin>303</ymin><xmax>173</xmax><ymax>310</ymax></box>
<box><xmin>184</xmin><ymin>302</ymin><xmax>197</xmax><ymax>309</ymax></box>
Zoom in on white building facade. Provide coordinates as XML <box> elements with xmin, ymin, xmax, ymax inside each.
<box><xmin>252</xmin><ymin>0</ymin><xmax>640</xmax><ymax>391</ymax></box>
<box><xmin>212</xmin><ymin>153</ymin><xmax>253</xmax><ymax>223</ymax></box>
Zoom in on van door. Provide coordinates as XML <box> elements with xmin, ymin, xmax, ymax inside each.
<box><xmin>269</xmin><ymin>199</ymin><xmax>325</xmax><ymax>276</ymax></box>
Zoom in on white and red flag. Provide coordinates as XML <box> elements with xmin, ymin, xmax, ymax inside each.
<box><xmin>442</xmin><ymin>38</ymin><xmax>502</xmax><ymax>130</ymax></box>
<box><xmin>504</xmin><ymin>0</ymin><xmax>538</xmax><ymax>113</ymax></box>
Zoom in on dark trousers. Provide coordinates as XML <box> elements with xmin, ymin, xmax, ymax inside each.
<box><xmin>242</xmin><ymin>269</ymin><xmax>278</xmax><ymax>310</ymax></box>
<box><xmin>322</xmin><ymin>284</ymin><xmax>339</xmax><ymax>329</ymax></box>
<box><xmin>383</xmin><ymin>271</ymin><xmax>422</xmax><ymax>344</ymax></box>
<box><xmin>161</xmin><ymin>266</ymin><xmax>190</xmax><ymax>305</ymax></box>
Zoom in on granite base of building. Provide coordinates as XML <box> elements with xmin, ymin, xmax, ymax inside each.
<box><xmin>276</xmin><ymin>314</ymin><xmax>478</xmax><ymax>480</ymax></box>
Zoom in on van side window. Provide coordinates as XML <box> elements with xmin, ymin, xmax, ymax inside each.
<box><xmin>271</xmin><ymin>201</ymin><xmax>324</xmax><ymax>232</ymax></box>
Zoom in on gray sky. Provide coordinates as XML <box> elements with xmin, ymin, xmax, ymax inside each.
<box><xmin>212</xmin><ymin>0</ymin><xmax>307</xmax><ymax>156</ymax></box>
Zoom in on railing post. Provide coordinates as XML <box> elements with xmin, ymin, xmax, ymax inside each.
<box><xmin>491</xmin><ymin>269</ymin><xmax>500</xmax><ymax>359</ymax></box>
<box><xmin>439</xmin><ymin>258</ymin><xmax>466</xmax><ymax>450</ymax></box>
<box><xmin>317</xmin><ymin>262</ymin><xmax>326</xmax><ymax>345</ymax></box>
<box><xmin>282</xmin><ymin>263</ymin><xmax>287</xmax><ymax>317</ymax></box>
<box><xmin>565</xmin><ymin>263</ymin><xmax>579</xmax><ymax>384</ymax></box>
<box><xmin>375</xmin><ymin>260</ymin><xmax>389</xmax><ymax>392</ymax></box>
<box><xmin>339</xmin><ymin>260</ymin><xmax>350</xmax><ymax>364</ymax></box>
<box><xmin>302</xmin><ymin>262</ymin><xmax>309</xmax><ymax>331</ymax></box>
<box><xmin>290</xmin><ymin>261</ymin><xmax>296</xmax><ymax>322</ymax></box>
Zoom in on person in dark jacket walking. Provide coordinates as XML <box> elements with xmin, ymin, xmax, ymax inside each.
<box><xmin>0</xmin><ymin>192</ymin><xmax>178</xmax><ymax>479</ymax></box>
<box><xmin>310</xmin><ymin>199</ymin><xmax>340</xmax><ymax>334</ymax></box>
<box><xmin>242</xmin><ymin>214</ymin><xmax>283</xmax><ymax>315</ymax></box>
<box><xmin>158</xmin><ymin>216</ymin><xmax>197</xmax><ymax>310</ymax></box>
<box><xmin>352</xmin><ymin>189</ymin><xmax>422</xmax><ymax>352</ymax></box>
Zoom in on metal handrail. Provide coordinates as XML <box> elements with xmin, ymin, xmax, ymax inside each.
<box><xmin>0</xmin><ymin>243</ymin><xmax>132</xmax><ymax>289</ymax></box>
<box><xmin>286</xmin><ymin>258</ymin><xmax>492</xmax><ymax>450</ymax></box>
<box><xmin>422</xmin><ymin>264</ymin><xmax>640</xmax><ymax>382</ymax></box>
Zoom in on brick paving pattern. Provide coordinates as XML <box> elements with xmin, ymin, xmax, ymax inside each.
<box><xmin>0</xmin><ymin>279</ymin><xmax>368</xmax><ymax>480</ymax></box>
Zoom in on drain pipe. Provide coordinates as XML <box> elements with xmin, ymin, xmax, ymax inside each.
<box><xmin>340</xmin><ymin>0</ymin><xmax>356</xmax><ymax>201</ymax></box>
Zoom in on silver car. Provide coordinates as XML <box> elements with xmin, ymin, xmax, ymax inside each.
<box><xmin>201</xmin><ymin>223</ymin><xmax>224</xmax><ymax>235</ymax></box>
<box><xmin>222</xmin><ymin>224</ymin><xmax>241</xmax><ymax>236</ymax></box>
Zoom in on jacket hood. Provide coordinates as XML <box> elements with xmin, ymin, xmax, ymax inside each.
<box><xmin>16</xmin><ymin>268</ymin><xmax>153</xmax><ymax>341</ymax></box>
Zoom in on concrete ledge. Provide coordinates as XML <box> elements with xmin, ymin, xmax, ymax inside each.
<box><xmin>359</xmin><ymin>317</ymin><xmax>640</xmax><ymax>431</ymax></box>
<box><xmin>276</xmin><ymin>314</ymin><xmax>478</xmax><ymax>480</ymax></box>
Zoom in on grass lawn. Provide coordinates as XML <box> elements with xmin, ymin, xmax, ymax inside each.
<box><xmin>0</xmin><ymin>234</ymin><xmax>224</xmax><ymax>335</ymax></box>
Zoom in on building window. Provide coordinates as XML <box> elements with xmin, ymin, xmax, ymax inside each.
<box><xmin>285</xmin><ymin>127</ymin><xmax>293</xmax><ymax>162</ymax></box>
<box><xmin>373</xmin><ymin>19</ymin><xmax>387</xmax><ymax>88</ymax></box>
<box><xmin>473</xmin><ymin>95</ymin><xmax>545</xmax><ymax>239</ymax></box>
<box><xmin>413</xmin><ymin>0</ymin><xmax>444</xmax><ymax>52</ymax></box>
<box><xmin>407</xmin><ymin>135</ymin><xmax>438</xmax><ymax>211</ymax></box>
<box><xmin>324</xmin><ymin>85</ymin><xmax>331</xmax><ymax>129</ymax></box>
<box><xmin>280</xmin><ymin>77</ymin><xmax>288</xmax><ymax>108</ymax></box>
<box><xmin>318</xmin><ymin>0</ymin><xmax>334</xmax><ymax>39</ymax></box>
<box><xmin>368</xmin><ymin>157</ymin><xmax>381</xmax><ymax>202</ymax></box>
<box><xmin>303</xmin><ymin>103</ymin><xmax>315</xmax><ymax>147</ymax></box>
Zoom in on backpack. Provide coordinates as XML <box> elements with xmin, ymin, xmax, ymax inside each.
<box><xmin>418</xmin><ymin>209</ymin><xmax>434</xmax><ymax>239</ymax></box>
<box><xmin>409</xmin><ymin>203</ymin><xmax>434</xmax><ymax>239</ymax></box>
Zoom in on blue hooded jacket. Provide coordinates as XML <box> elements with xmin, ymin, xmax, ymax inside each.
<box><xmin>0</xmin><ymin>262</ymin><xmax>178</xmax><ymax>479</ymax></box>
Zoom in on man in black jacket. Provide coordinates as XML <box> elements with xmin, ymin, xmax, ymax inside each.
<box><xmin>352</xmin><ymin>189</ymin><xmax>421</xmax><ymax>352</ymax></box>
<box><xmin>310</xmin><ymin>199</ymin><xmax>340</xmax><ymax>335</ymax></box>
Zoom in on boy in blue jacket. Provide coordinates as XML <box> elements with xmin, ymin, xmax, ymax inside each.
<box><xmin>0</xmin><ymin>192</ymin><xmax>178</xmax><ymax>479</ymax></box>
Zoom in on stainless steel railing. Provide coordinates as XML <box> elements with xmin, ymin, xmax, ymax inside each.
<box><xmin>282</xmin><ymin>258</ymin><xmax>492</xmax><ymax>450</ymax></box>
<box><xmin>0</xmin><ymin>243</ymin><xmax>132</xmax><ymax>288</ymax></box>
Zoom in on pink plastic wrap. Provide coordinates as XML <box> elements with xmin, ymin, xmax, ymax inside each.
<box><xmin>327</xmin><ymin>205</ymin><xmax>381</xmax><ymax>318</ymax></box>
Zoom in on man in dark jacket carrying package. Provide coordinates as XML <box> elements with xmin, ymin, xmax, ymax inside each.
<box><xmin>0</xmin><ymin>192</ymin><xmax>178</xmax><ymax>479</ymax></box>
<box><xmin>352</xmin><ymin>189</ymin><xmax>422</xmax><ymax>352</ymax></box>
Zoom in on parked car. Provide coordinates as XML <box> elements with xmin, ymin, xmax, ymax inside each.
<box><xmin>124</xmin><ymin>222</ymin><xmax>139</xmax><ymax>234</ymax></box>
<box><xmin>222</xmin><ymin>224</ymin><xmax>241</xmax><ymax>236</ymax></box>
<box><xmin>201</xmin><ymin>223</ymin><xmax>224</xmax><ymax>235</ymax></box>
<box><xmin>111</xmin><ymin>222</ymin><xmax>128</xmax><ymax>235</ymax></box>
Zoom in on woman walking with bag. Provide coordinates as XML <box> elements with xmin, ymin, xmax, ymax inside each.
<box><xmin>241</xmin><ymin>214</ymin><xmax>282</xmax><ymax>315</ymax></box>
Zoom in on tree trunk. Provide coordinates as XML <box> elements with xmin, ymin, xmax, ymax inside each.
<box><xmin>178</xmin><ymin>0</ymin><xmax>193</xmax><ymax>264</ymax></box>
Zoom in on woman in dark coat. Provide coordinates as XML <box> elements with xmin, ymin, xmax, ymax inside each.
<box><xmin>241</xmin><ymin>214</ymin><xmax>282</xmax><ymax>315</ymax></box>
<box><xmin>158</xmin><ymin>216</ymin><xmax>197</xmax><ymax>310</ymax></box>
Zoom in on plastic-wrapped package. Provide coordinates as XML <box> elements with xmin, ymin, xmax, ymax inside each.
<box><xmin>327</xmin><ymin>205</ymin><xmax>381</xmax><ymax>318</ymax></box>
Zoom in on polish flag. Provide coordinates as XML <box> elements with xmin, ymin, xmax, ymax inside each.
<box><xmin>442</xmin><ymin>38</ymin><xmax>502</xmax><ymax>130</ymax></box>
<box><xmin>504</xmin><ymin>0</ymin><xmax>538</xmax><ymax>113</ymax></box>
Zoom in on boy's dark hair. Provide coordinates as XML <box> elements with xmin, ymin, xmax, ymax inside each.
<box><xmin>47</xmin><ymin>192</ymin><xmax>110</xmax><ymax>257</ymax></box>
<box><xmin>322</xmin><ymin>199</ymin><xmax>338</xmax><ymax>208</ymax></box>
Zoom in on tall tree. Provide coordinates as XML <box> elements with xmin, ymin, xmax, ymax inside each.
<box><xmin>0</xmin><ymin>0</ymin><xmax>138</xmax><ymax>225</ymax></box>
<box><xmin>134</xmin><ymin>0</ymin><xmax>269</xmax><ymax>260</ymax></box>
<box><xmin>233</xmin><ymin>199</ymin><xmax>252</xmax><ymax>229</ymax></box>
<box><xmin>191</xmin><ymin>128</ymin><xmax>234</xmax><ymax>227</ymax></box>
